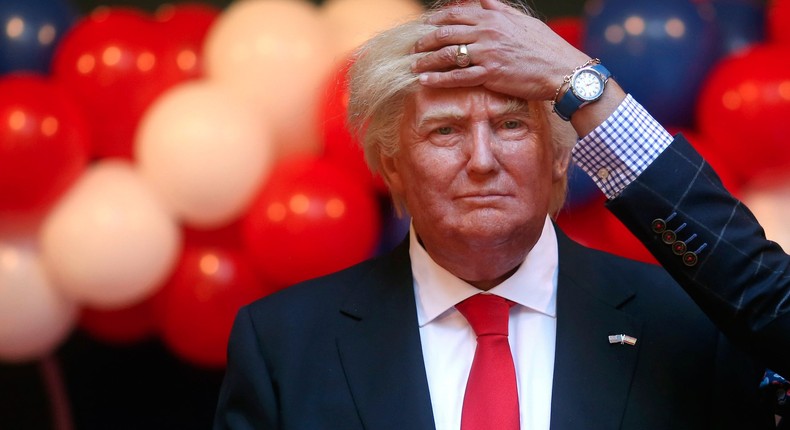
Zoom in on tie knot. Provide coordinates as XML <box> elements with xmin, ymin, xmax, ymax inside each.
<box><xmin>456</xmin><ymin>294</ymin><xmax>512</xmax><ymax>337</ymax></box>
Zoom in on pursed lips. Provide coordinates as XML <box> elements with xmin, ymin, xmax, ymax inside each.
<box><xmin>454</xmin><ymin>191</ymin><xmax>511</xmax><ymax>201</ymax></box>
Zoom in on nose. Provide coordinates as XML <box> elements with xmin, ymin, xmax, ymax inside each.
<box><xmin>466</xmin><ymin>124</ymin><xmax>499</xmax><ymax>176</ymax></box>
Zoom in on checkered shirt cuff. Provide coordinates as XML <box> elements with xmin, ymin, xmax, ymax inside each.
<box><xmin>572</xmin><ymin>95</ymin><xmax>673</xmax><ymax>199</ymax></box>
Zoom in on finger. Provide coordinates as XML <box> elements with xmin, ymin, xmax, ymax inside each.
<box><xmin>425</xmin><ymin>4</ymin><xmax>486</xmax><ymax>26</ymax></box>
<box><xmin>412</xmin><ymin>24</ymin><xmax>473</xmax><ymax>54</ymax></box>
<box><xmin>480</xmin><ymin>0</ymin><xmax>527</xmax><ymax>16</ymax></box>
<box><xmin>479</xmin><ymin>0</ymin><xmax>509</xmax><ymax>12</ymax></box>
<box><xmin>417</xmin><ymin>66</ymin><xmax>487</xmax><ymax>89</ymax></box>
<box><xmin>412</xmin><ymin>44</ymin><xmax>473</xmax><ymax>73</ymax></box>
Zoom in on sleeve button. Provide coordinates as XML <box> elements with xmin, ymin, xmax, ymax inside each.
<box><xmin>682</xmin><ymin>252</ymin><xmax>698</xmax><ymax>267</ymax></box>
<box><xmin>661</xmin><ymin>230</ymin><xmax>677</xmax><ymax>244</ymax></box>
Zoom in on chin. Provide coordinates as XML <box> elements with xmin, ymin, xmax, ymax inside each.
<box><xmin>456</xmin><ymin>219</ymin><xmax>522</xmax><ymax>242</ymax></box>
<box><xmin>461</xmin><ymin>210</ymin><xmax>543</xmax><ymax>238</ymax></box>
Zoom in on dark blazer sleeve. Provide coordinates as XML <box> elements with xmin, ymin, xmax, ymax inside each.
<box><xmin>214</xmin><ymin>306</ymin><xmax>278</xmax><ymax>430</ymax></box>
<box><xmin>606</xmin><ymin>134</ymin><xmax>790</xmax><ymax>376</ymax></box>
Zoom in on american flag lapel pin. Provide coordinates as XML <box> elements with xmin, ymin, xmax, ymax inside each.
<box><xmin>608</xmin><ymin>334</ymin><xmax>637</xmax><ymax>346</ymax></box>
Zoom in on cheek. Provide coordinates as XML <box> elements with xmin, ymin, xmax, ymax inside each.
<box><xmin>504</xmin><ymin>141</ymin><xmax>553</xmax><ymax>174</ymax></box>
<box><xmin>399</xmin><ymin>150</ymin><xmax>462</xmax><ymax>207</ymax></box>
<box><xmin>411</xmin><ymin>147</ymin><xmax>463</xmax><ymax>181</ymax></box>
<box><xmin>509</xmin><ymin>149</ymin><xmax>557</xmax><ymax>203</ymax></box>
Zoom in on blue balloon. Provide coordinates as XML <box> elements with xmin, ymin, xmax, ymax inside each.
<box><xmin>564</xmin><ymin>164</ymin><xmax>601</xmax><ymax>210</ymax></box>
<box><xmin>711</xmin><ymin>0</ymin><xmax>765</xmax><ymax>57</ymax></box>
<box><xmin>0</xmin><ymin>0</ymin><xmax>80</xmax><ymax>74</ymax></box>
<box><xmin>583</xmin><ymin>0</ymin><xmax>718</xmax><ymax>127</ymax></box>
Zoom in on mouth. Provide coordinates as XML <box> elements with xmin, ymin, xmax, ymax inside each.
<box><xmin>455</xmin><ymin>193</ymin><xmax>510</xmax><ymax>202</ymax></box>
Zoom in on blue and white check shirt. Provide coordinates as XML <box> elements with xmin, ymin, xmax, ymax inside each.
<box><xmin>572</xmin><ymin>95</ymin><xmax>673</xmax><ymax>199</ymax></box>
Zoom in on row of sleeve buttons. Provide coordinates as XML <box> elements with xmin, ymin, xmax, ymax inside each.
<box><xmin>651</xmin><ymin>213</ymin><xmax>707</xmax><ymax>267</ymax></box>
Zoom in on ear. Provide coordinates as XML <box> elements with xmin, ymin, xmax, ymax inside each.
<box><xmin>379</xmin><ymin>152</ymin><xmax>404</xmax><ymax>197</ymax></box>
<box><xmin>552</xmin><ymin>145</ymin><xmax>572</xmax><ymax>183</ymax></box>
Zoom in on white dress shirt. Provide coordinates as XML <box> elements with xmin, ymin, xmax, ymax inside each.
<box><xmin>411</xmin><ymin>216</ymin><xmax>558</xmax><ymax>430</ymax></box>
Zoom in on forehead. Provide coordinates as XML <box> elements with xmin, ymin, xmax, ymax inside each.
<box><xmin>406</xmin><ymin>86</ymin><xmax>541</xmax><ymax>121</ymax></box>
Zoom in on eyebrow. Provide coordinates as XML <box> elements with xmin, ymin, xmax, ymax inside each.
<box><xmin>503</xmin><ymin>98</ymin><xmax>531</xmax><ymax>116</ymax></box>
<box><xmin>416</xmin><ymin>107</ymin><xmax>465</xmax><ymax>129</ymax></box>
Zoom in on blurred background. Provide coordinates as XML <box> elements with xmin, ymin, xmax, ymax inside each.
<box><xmin>1</xmin><ymin>0</ymin><xmax>788</xmax><ymax>428</ymax></box>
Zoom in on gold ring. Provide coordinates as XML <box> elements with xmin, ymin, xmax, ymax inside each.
<box><xmin>455</xmin><ymin>44</ymin><xmax>471</xmax><ymax>68</ymax></box>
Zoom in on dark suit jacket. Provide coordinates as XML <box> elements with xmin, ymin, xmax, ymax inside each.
<box><xmin>608</xmin><ymin>135</ymin><xmax>790</xmax><ymax>377</ymax></box>
<box><xmin>215</xmin><ymin>226</ymin><xmax>773</xmax><ymax>429</ymax></box>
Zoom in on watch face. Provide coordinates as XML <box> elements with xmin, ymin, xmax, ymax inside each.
<box><xmin>572</xmin><ymin>70</ymin><xmax>604</xmax><ymax>101</ymax></box>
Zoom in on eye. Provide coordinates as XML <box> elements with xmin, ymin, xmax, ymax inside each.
<box><xmin>501</xmin><ymin>120</ymin><xmax>522</xmax><ymax>130</ymax></box>
<box><xmin>434</xmin><ymin>126</ymin><xmax>454</xmax><ymax>135</ymax></box>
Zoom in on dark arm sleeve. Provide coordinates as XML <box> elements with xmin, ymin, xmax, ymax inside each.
<box><xmin>214</xmin><ymin>306</ymin><xmax>279</xmax><ymax>430</ymax></box>
<box><xmin>606</xmin><ymin>134</ymin><xmax>790</xmax><ymax>375</ymax></box>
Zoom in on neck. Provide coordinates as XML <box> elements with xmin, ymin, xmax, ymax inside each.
<box><xmin>415</xmin><ymin>231</ymin><xmax>537</xmax><ymax>291</ymax></box>
<box><xmin>463</xmin><ymin>265</ymin><xmax>521</xmax><ymax>291</ymax></box>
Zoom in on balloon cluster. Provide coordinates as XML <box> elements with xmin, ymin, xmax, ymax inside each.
<box><xmin>3</xmin><ymin>0</ymin><xmax>790</xmax><ymax>368</ymax></box>
<box><xmin>0</xmin><ymin>0</ymin><xmax>421</xmax><ymax>367</ymax></box>
<box><xmin>553</xmin><ymin>0</ymin><xmax>790</xmax><ymax>265</ymax></box>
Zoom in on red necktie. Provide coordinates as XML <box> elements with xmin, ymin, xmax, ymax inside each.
<box><xmin>456</xmin><ymin>294</ymin><xmax>520</xmax><ymax>430</ymax></box>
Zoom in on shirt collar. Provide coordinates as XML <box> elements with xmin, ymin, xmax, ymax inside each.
<box><xmin>411</xmin><ymin>216</ymin><xmax>559</xmax><ymax>327</ymax></box>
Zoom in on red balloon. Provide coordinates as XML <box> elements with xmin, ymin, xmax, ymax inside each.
<box><xmin>79</xmin><ymin>297</ymin><xmax>160</xmax><ymax>344</ymax></box>
<box><xmin>548</xmin><ymin>16</ymin><xmax>584</xmax><ymax>50</ymax></box>
<box><xmin>318</xmin><ymin>58</ymin><xmax>388</xmax><ymax>194</ymax></box>
<box><xmin>242</xmin><ymin>157</ymin><xmax>382</xmax><ymax>288</ymax></box>
<box><xmin>556</xmin><ymin>196</ymin><xmax>657</xmax><ymax>265</ymax></box>
<box><xmin>155</xmin><ymin>3</ymin><xmax>220</xmax><ymax>82</ymax></box>
<box><xmin>697</xmin><ymin>45</ymin><xmax>790</xmax><ymax>183</ymax></box>
<box><xmin>183</xmin><ymin>220</ymin><xmax>245</xmax><ymax>251</ymax></box>
<box><xmin>0</xmin><ymin>74</ymin><xmax>90</xmax><ymax>212</ymax></box>
<box><xmin>157</xmin><ymin>245</ymin><xmax>268</xmax><ymax>368</ymax></box>
<box><xmin>51</xmin><ymin>8</ymin><xmax>183</xmax><ymax>159</ymax></box>
<box><xmin>768</xmin><ymin>0</ymin><xmax>790</xmax><ymax>45</ymax></box>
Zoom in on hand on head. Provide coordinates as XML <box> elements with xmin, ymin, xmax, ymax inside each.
<box><xmin>411</xmin><ymin>0</ymin><xmax>590</xmax><ymax>102</ymax></box>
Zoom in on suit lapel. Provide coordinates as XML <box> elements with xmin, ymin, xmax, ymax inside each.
<box><xmin>335</xmin><ymin>240</ymin><xmax>436</xmax><ymax>430</ymax></box>
<box><xmin>549</xmin><ymin>233</ymin><xmax>643</xmax><ymax>430</ymax></box>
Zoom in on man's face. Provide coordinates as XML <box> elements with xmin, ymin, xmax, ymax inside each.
<box><xmin>382</xmin><ymin>86</ymin><xmax>568</xmax><ymax>252</ymax></box>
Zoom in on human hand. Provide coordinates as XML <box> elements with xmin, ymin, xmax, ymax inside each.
<box><xmin>411</xmin><ymin>0</ymin><xmax>591</xmax><ymax>102</ymax></box>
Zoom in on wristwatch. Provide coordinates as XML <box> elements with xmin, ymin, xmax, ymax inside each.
<box><xmin>553</xmin><ymin>63</ymin><xmax>612</xmax><ymax>121</ymax></box>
